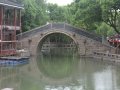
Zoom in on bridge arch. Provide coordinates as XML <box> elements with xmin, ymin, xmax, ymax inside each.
<box><xmin>36</xmin><ymin>30</ymin><xmax>79</xmax><ymax>55</ymax></box>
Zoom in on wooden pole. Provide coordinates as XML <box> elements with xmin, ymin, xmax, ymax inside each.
<box><xmin>0</xmin><ymin>6</ymin><xmax>3</xmax><ymax>56</ymax></box>
<box><xmin>19</xmin><ymin>9</ymin><xmax>22</xmax><ymax>50</ymax></box>
<box><xmin>14</xmin><ymin>8</ymin><xmax>17</xmax><ymax>50</ymax></box>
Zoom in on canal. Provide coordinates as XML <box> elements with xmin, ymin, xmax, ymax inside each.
<box><xmin>1</xmin><ymin>52</ymin><xmax>120</xmax><ymax>90</ymax></box>
<box><xmin>1</xmin><ymin>34</ymin><xmax>120</xmax><ymax>90</ymax></box>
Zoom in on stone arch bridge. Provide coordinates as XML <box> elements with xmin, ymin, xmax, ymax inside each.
<box><xmin>18</xmin><ymin>23</ymin><xmax>115</xmax><ymax>57</ymax></box>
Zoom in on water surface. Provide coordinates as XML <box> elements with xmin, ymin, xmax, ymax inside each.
<box><xmin>0</xmin><ymin>55</ymin><xmax>120</xmax><ymax>90</ymax></box>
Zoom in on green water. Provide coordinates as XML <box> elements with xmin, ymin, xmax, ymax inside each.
<box><xmin>1</xmin><ymin>54</ymin><xmax>120</xmax><ymax>90</ymax></box>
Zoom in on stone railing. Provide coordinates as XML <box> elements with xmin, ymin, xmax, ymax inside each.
<box><xmin>93</xmin><ymin>52</ymin><xmax>120</xmax><ymax>62</ymax></box>
<box><xmin>17</xmin><ymin>23</ymin><xmax>102</xmax><ymax>42</ymax></box>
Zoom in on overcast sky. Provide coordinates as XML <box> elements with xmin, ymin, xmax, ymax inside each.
<box><xmin>46</xmin><ymin>0</ymin><xmax>73</xmax><ymax>6</ymax></box>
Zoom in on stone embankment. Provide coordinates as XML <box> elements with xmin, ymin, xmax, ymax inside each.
<box><xmin>93</xmin><ymin>52</ymin><xmax>120</xmax><ymax>63</ymax></box>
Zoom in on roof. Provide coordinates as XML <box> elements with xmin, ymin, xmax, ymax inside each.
<box><xmin>0</xmin><ymin>0</ymin><xmax>23</xmax><ymax>9</ymax></box>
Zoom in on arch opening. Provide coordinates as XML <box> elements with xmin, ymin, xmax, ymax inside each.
<box><xmin>36</xmin><ymin>32</ymin><xmax>79</xmax><ymax>79</ymax></box>
<box><xmin>37</xmin><ymin>33</ymin><xmax>78</xmax><ymax>57</ymax></box>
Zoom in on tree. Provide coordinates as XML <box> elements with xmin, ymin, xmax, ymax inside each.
<box><xmin>64</xmin><ymin>3</ymin><xmax>76</xmax><ymax>25</ymax></box>
<box><xmin>95</xmin><ymin>22</ymin><xmax>115</xmax><ymax>36</ymax></box>
<box><xmin>17</xmin><ymin>0</ymin><xmax>48</xmax><ymax>32</ymax></box>
<box><xmin>66</xmin><ymin>0</ymin><xmax>102</xmax><ymax>31</ymax></box>
<box><xmin>65</xmin><ymin>0</ymin><xmax>120</xmax><ymax>35</ymax></box>
<box><xmin>47</xmin><ymin>3</ymin><xmax>66</xmax><ymax>22</ymax></box>
<box><xmin>100</xmin><ymin>0</ymin><xmax>120</xmax><ymax>34</ymax></box>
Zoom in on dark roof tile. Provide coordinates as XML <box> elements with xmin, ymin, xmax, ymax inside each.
<box><xmin>0</xmin><ymin>0</ymin><xmax>23</xmax><ymax>9</ymax></box>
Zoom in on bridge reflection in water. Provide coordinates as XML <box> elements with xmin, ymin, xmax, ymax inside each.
<box><xmin>1</xmin><ymin>34</ymin><xmax>120</xmax><ymax>90</ymax></box>
<box><xmin>1</xmin><ymin>54</ymin><xmax>120</xmax><ymax>90</ymax></box>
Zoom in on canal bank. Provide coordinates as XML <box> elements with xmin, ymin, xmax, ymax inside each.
<box><xmin>93</xmin><ymin>52</ymin><xmax>120</xmax><ymax>64</ymax></box>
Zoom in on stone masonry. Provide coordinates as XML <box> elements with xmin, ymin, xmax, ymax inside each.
<box><xmin>18</xmin><ymin>23</ymin><xmax>115</xmax><ymax>57</ymax></box>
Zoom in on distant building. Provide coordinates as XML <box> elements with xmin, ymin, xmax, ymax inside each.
<box><xmin>0</xmin><ymin>0</ymin><xmax>23</xmax><ymax>56</ymax></box>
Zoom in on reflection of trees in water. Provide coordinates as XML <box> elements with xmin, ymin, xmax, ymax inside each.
<box><xmin>37</xmin><ymin>54</ymin><xmax>79</xmax><ymax>79</ymax></box>
<box><xmin>0</xmin><ymin>67</ymin><xmax>21</xmax><ymax>90</ymax></box>
<box><xmin>42</xmin><ymin>48</ymin><xmax>77</xmax><ymax>57</ymax></box>
<box><xmin>20</xmin><ymin>75</ymin><xmax>44</xmax><ymax>90</ymax></box>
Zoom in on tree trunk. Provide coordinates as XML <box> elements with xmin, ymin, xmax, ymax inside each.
<box><xmin>112</xmin><ymin>25</ymin><xmax>120</xmax><ymax>34</ymax></box>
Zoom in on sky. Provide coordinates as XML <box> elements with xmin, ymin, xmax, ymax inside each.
<box><xmin>46</xmin><ymin>0</ymin><xmax>73</xmax><ymax>6</ymax></box>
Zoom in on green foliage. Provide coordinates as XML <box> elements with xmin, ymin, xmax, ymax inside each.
<box><xmin>20</xmin><ymin>0</ymin><xmax>48</xmax><ymax>32</ymax></box>
<box><xmin>99</xmin><ymin>0</ymin><xmax>120</xmax><ymax>33</ymax></box>
<box><xmin>95</xmin><ymin>22</ymin><xmax>115</xmax><ymax>36</ymax></box>
<box><xmin>49</xmin><ymin>33</ymin><xmax>73</xmax><ymax>43</ymax></box>
<box><xmin>64</xmin><ymin>0</ymin><xmax>103</xmax><ymax>32</ymax></box>
<box><xmin>47</xmin><ymin>3</ymin><xmax>66</xmax><ymax>22</ymax></box>
<box><xmin>64</xmin><ymin>0</ymin><xmax>120</xmax><ymax>36</ymax></box>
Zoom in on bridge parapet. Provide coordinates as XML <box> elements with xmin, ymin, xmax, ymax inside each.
<box><xmin>64</xmin><ymin>24</ymin><xmax>102</xmax><ymax>42</ymax></box>
<box><xmin>18</xmin><ymin>23</ymin><xmax>102</xmax><ymax>42</ymax></box>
